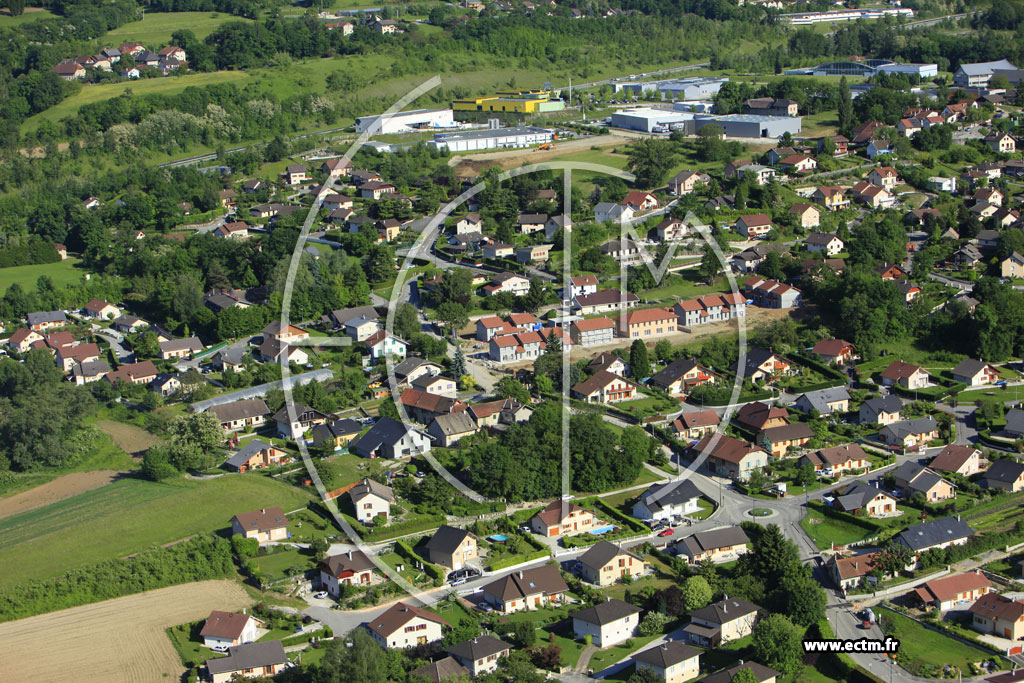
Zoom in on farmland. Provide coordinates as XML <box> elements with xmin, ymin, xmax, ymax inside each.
<box><xmin>0</xmin><ymin>475</ymin><xmax>315</xmax><ymax>588</ymax></box>
<box><xmin>0</xmin><ymin>579</ymin><xmax>249</xmax><ymax>683</ymax></box>
<box><xmin>0</xmin><ymin>258</ymin><xmax>86</xmax><ymax>293</ymax></box>
<box><xmin>104</xmin><ymin>11</ymin><xmax>250</xmax><ymax>46</ymax></box>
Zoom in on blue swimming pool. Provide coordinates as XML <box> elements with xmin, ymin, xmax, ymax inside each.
<box><xmin>488</xmin><ymin>534</ymin><xmax>509</xmax><ymax>542</ymax></box>
<box><xmin>590</xmin><ymin>526</ymin><xmax>615</xmax><ymax>535</ymax></box>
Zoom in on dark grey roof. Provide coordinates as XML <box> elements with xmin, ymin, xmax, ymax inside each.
<box><xmin>349</xmin><ymin>477</ymin><xmax>395</xmax><ymax>503</ymax></box>
<box><xmin>226</xmin><ymin>439</ymin><xmax>274</xmax><ymax>468</ymax></box>
<box><xmin>72</xmin><ymin>359</ymin><xmax>111</xmax><ymax>377</ymax></box>
<box><xmin>579</xmin><ymin>540</ymin><xmax>641</xmax><ymax>570</ymax></box>
<box><xmin>892</xmin><ymin>460</ymin><xmax>927</xmax><ymax>483</ymax></box>
<box><xmin>329</xmin><ymin>305</ymin><xmax>379</xmax><ymax>327</ymax></box>
<box><xmin>880</xmin><ymin>416</ymin><xmax>937</xmax><ymax>442</ymax></box>
<box><xmin>572</xmin><ymin>598</ymin><xmax>641</xmax><ymax>626</ymax></box>
<box><xmin>700</xmin><ymin>662</ymin><xmax>779</xmax><ymax>683</ymax></box>
<box><xmin>677</xmin><ymin>526</ymin><xmax>750</xmax><ymax>557</ymax></box>
<box><xmin>348</xmin><ymin>416</ymin><xmax>414</xmax><ymax>452</ymax></box>
<box><xmin>688</xmin><ymin>597</ymin><xmax>760</xmax><ymax>625</ymax></box>
<box><xmin>633</xmin><ymin>641</ymin><xmax>702</xmax><ymax>668</ymax></box>
<box><xmin>430</xmin><ymin>412</ymin><xmax>478</xmax><ymax>437</ymax></box>
<box><xmin>796</xmin><ymin>387</ymin><xmax>851</xmax><ymax>414</ymax></box>
<box><xmin>413</xmin><ymin>656</ymin><xmax>470</xmax><ymax>683</ymax></box>
<box><xmin>208</xmin><ymin>398</ymin><xmax>270</xmax><ymax>423</ymax></box>
<box><xmin>214</xmin><ymin>346</ymin><xmax>246</xmax><ymax>365</ymax></box>
<box><xmin>651</xmin><ymin>357</ymin><xmax>702</xmax><ymax>388</ymax></box>
<box><xmin>424</xmin><ymin>525</ymin><xmax>472</xmax><ymax>554</ymax></box>
<box><xmin>392</xmin><ymin>356</ymin><xmax>438</xmax><ymax>381</ymax></box>
<box><xmin>834</xmin><ymin>481</ymin><xmax>891</xmax><ymax>511</ymax></box>
<box><xmin>896</xmin><ymin>516</ymin><xmax>974</xmax><ymax>552</ymax></box>
<box><xmin>205</xmin><ymin>641</ymin><xmax>287</xmax><ymax>675</ymax></box>
<box><xmin>26</xmin><ymin>311</ymin><xmax>67</xmax><ymax>326</ymax></box>
<box><xmin>272</xmin><ymin>403</ymin><xmax>328</xmax><ymax>423</ymax></box>
<box><xmin>861</xmin><ymin>394</ymin><xmax>902</xmax><ymax>416</ymax></box>
<box><xmin>984</xmin><ymin>458</ymin><xmax>1024</xmax><ymax>483</ymax></box>
<box><xmin>446</xmin><ymin>635</ymin><xmax>510</xmax><ymax>662</ymax></box>
<box><xmin>1004</xmin><ymin>409</ymin><xmax>1024</xmax><ymax>435</ymax></box>
<box><xmin>636</xmin><ymin>478</ymin><xmax>702</xmax><ymax>514</ymax></box>
<box><xmin>313</xmin><ymin>418</ymin><xmax>362</xmax><ymax>442</ymax></box>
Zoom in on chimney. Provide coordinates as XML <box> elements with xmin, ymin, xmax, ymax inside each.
<box><xmin>518</xmin><ymin>572</ymin><xmax>523</xmax><ymax>579</ymax></box>
<box><xmin>261</xmin><ymin>508</ymin><xmax>266</xmax><ymax>513</ymax></box>
<box><xmin>606</xmin><ymin>596</ymin><xmax>611</xmax><ymax>603</ymax></box>
<box><xmin>348</xmin><ymin>551</ymin><xmax>353</xmax><ymax>560</ymax></box>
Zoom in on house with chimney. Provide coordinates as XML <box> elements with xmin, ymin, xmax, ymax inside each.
<box><xmin>673</xmin><ymin>526</ymin><xmax>750</xmax><ymax>565</ymax></box>
<box><xmin>365</xmin><ymin>602</ymin><xmax>450</xmax><ymax>648</ymax></box>
<box><xmin>912</xmin><ymin>571</ymin><xmax>991</xmax><ymax>612</ymax></box>
<box><xmin>572</xmin><ymin>599</ymin><xmax>641</xmax><ymax>647</ymax></box>
<box><xmin>481</xmin><ymin>564</ymin><xmax>568</xmax><ymax>614</ymax></box>
<box><xmin>200</xmin><ymin>610</ymin><xmax>262</xmax><ymax>650</ymax></box>
<box><xmin>683</xmin><ymin>597</ymin><xmax>761</xmax><ymax>647</ymax></box>
<box><xmin>230</xmin><ymin>507</ymin><xmax>289</xmax><ymax>545</ymax></box>
<box><xmin>578</xmin><ymin>541</ymin><xmax>646</xmax><ymax>586</ymax></box>
<box><xmin>529</xmin><ymin>500</ymin><xmax>595</xmax><ymax>537</ymax></box>
<box><xmin>320</xmin><ymin>550</ymin><xmax>380</xmax><ymax>594</ymax></box>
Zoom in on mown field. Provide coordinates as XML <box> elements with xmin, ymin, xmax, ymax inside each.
<box><xmin>0</xmin><ymin>475</ymin><xmax>314</xmax><ymax>588</ymax></box>
<box><xmin>0</xmin><ymin>7</ymin><xmax>56</xmax><ymax>26</ymax></box>
<box><xmin>104</xmin><ymin>11</ymin><xmax>250</xmax><ymax>46</ymax></box>
<box><xmin>0</xmin><ymin>258</ymin><xmax>85</xmax><ymax>292</ymax></box>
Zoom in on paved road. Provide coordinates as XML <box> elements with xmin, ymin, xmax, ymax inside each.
<box><xmin>190</xmin><ymin>369</ymin><xmax>335</xmax><ymax>412</ymax></box>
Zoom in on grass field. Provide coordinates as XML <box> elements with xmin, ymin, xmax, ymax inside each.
<box><xmin>881</xmin><ymin>608</ymin><xmax>998</xmax><ymax>675</ymax></box>
<box><xmin>22</xmin><ymin>71</ymin><xmax>252</xmax><ymax>132</ymax></box>
<box><xmin>0</xmin><ymin>258</ymin><xmax>86</xmax><ymax>292</ymax></box>
<box><xmin>105</xmin><ymin>11</ymin><xmax>250</xmax><ymax>46</ymax></box>
<box><xmin>0</xmin><ymin>475</ymin><xmax>314</xmax><ymax>588</ymax></box>
<box><xmin>799</xmin><ymin>508</ymin><xmax>876</xmax><ymax>549</ymax></box>
<box><xmin>0</xmin><ymin>7</ymin><xmax>56</xmax><ymax>26</ymax></box>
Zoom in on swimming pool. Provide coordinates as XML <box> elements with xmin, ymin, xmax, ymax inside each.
<box><xmin>487</xmin><ymin>534</ymin><xmax>509</xmax><ymax>542</ymax></box>
<box><xmin>590</xmin><ymin>526</ymin><xmax>615</xmax><ymax>535</ymax></box>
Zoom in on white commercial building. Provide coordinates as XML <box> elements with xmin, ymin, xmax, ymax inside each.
<box><xmin>780</xmin><ymin>7</ymin><xmax>913</xmax><ymax>23</ymax></box>
<box><xmin>609</xmin><ymin>107</ymin><xmax>694</xmax><ymax>133</ymax></box>
<box><xmin>615</xmin><ymin>76</ymin><xmax>728</xmax><ymax>101</ymax></box>
<box><xmin>354</xmin><ymin>108</ymin><xmax>456</xmax><ymax>134</ymax></box>
<box><xmin>426</xmin><ymin>126</ymin><xmax>553</xmax><ymax>153</ymax></box>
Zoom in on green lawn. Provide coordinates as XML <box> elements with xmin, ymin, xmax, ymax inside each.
<box><xmin>105</xmin><ymin>11</ymin><xmax>251</xmax><ymax>45</ymax></box>
<box><xmin>0</xmin><ymin>7</ymin><xmax>56</xmax><ymax>26</ymax></box>
<box><xmin>22</xmin><ymin>71</ymin><xmax>252</xmax><ymax>132</ymax></box>
<box><xmin>798</xmin><ymin>508</ymin><xmax>877</xmax><ymax>550</ymax></box>
<box><xmin>881</xmin><ymin>609</ymin><xmax>1000</xmax><ymax>676</ymax></box>
<box><xmin>166</xmin><ymin>621</ymin><xmax>216</xmax><ymax>668</ymax></box>
<box><xmin>0</xmin><ymin>475</ymin><xmax>314</xmax><ymax>588</ymax></box>
<box><xmin>252</xmin><ymin>547</ymin><xmax>316</xmax><ymax>582</ymax></box>
<box><xmin>0</xmin><ymin>258</ymin><xmax>86</xmax><ymax>293</ymax></box>
<box><xmin>587</xmin><ymin>633</ymin><xmax>662</xmax><ymax>672</ymax></box>
<box><xmin>614</xmin><ymin>393</ymin><xmax>680</xmax><ymax>417</ymax></box>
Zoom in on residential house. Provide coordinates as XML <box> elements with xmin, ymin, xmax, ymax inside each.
<box><xmin>365</xmin><ymin>602</ymin><xmax>449</xmax><ymax>649</ymax></box>
<box><xmin>811</xmin><ymin>338</ymin><xmax>855</xmax><ymax>365</ymax></box>
<box><xmin>683</xmin><ymin>597</ymin><xmax>760</xmax><ymax>647</ymax></box>
<box><xmin>803</xmin><ymin>443</ymin><xmax>869</xmax><ymax>476</ymax></box>
<box><xmin>588</xmin><ymin>352</ymin><xmax>628</xmax><ymax>377</ymax></box>
<box><xmin>578</xmin><ymin>541</ymin><xmax>646</xmax><ymax>586</ymax></box>
<box><xmin>622</xmin><ymin>191</ymin><xmax>659</xmax><ymax>212</ymax></box>
<box><xmin>320</xmin><ymin>550</ymin><xmax>379</xmax><ymax>595</ymax></box>
<box><xmin>209</xmin><ymin>398</ymin><xmax>270</xmax><ymax>433</ymax></box>
<box><xmin>214</xmin><ymin>221</ymin><xmax>249</xmax><ymax>239</ymax></box>
<box><xmin>363</xmin><ymin>331</ymin><xmax>409</xmax><ymax>364</ymax></box>
<box><xmin>1002</xmin><ymin>252</ymin><xmax>1024</xmax><ymax>278</ymax></box>
<box><xmin>869</xmin><ymin>166</ymin><xmax>900</xmax><ymax>191</ymax></box>
<box><xmin>700</xmin><ymin>663</ymin><xmax>778</xmax><ymax>683</ymax></box>
<box><xmin>735</xmin><ymin>214</ymin><xmax>773</xmax><ymax>239</ymax></box>
<box><xmin>348</xmin><ymin>477</ymin><xmax>395</xmax><ymax>523</ymax></box>
<box><xmin>880</xmin><ymin>360</ymin><xmax>929</xmax><ymax>389</ymax></box>
<box><xmin>515</xmin><ymin>244</ymin><xmax>551</xmax><ymax>264</ymax></box>
<box><xmin>467</xmin><ymin>398</ymin><xmax>532</xmax><ymax>428</ymax></box>
<box><xmin>566</xmin><ymin>274</ymin><xmax>599</xmax><ymax>298</ymax></box>
<box><xmin>572</xmin><ymin>599</ymin><xmax>641</xmax><ymax>647</ymax></box>
<box><xmin>852</xmin><ymin>182</ymin><xmax>895</xmax><ymax>208</ymax></box>
<box><xmin>983</xmin><ymin>459</ymin><xmax>1024</xmax><ymax>492</ymax></box>
<box><xmin>805</xmin><ymin>232</ymin><xmax>844</xmax><ymax>256</ymax></box>
<box><xmin>742</xmin><ymin>277</ymin><xmax>802</xmax><ymax>309</ymax></box>
<box><xmin>930</xmin><ymin>445</ymin><xmax>984</xmax><ymax>477</ymax></box>
<box><xmin>859</xmin><ymin>395</ymin><xmax>902</xmax><ymax>425</ymax></box>
<box><xmin>427</xmin><ymin>412</ymin><xmax>479</xmax><ymax>447</ymax></box>
<box><xmin>976</xmin><ymin>229</ymin><xmax>1003</xmax><ymax>249</ymax></box>
<box><xmin>392</xmin><ymin>357</ymin><xmax>444</xmax><ymax>387</ymax></box>
<box><xmin>529</xmin><ymin>500</ymin><xmax>595</xmax><ymax>537</ymax></box>
<box><xmin>205</xmin><ymin>642</ymin><xmax>287</xmax><ymax>683</ymax></box>
<box><xmin>632</xmin><ymin>479</ymin><xmax>703</xmax><ymax>522</ymax></box>
<box><xmin>671</xmin><ymin>410</ymin><xmax>721</xmax><ymax>441</ymax></box>
<box><xmin>913</xmin><ymin>571</ymin><xmax>991</xmax><ymax>612</ymax></box>
<box><xmin>780</xmin><ymin>154</ymin><xmax>817</xmax><ymax>173</ymax></box>
<box><xmin>602</xmin><ymin>238</ymin><xmax>643</xmax><ymax>264</ymax></box>
<box><xmin>445</xmin><ymin>636</ymin><xmax>511</xmax><ymax>677</ymax></box>
<box><xmin>735</xmin><ymin>401</ymin><xmax>789</xmax><ymax>432</ymax></box>
<box><xmin>826</xmin><ymin>551</ymin><xmax>886</xmax><ymax>591</ymax></box>
<box><xmin>310</xmin><ymin>418</ymin><xmax>362</xmax><ymax>452</ymax></box>
<box><xmin>619</xmin><ymin>307</ymin><xmax>677</xmax><ymax>340</ymax></box>
<box><xmin>111</xmin><ymin>314</ymin><xmax>147</xmax><ymax>334</ymax></box>
<box><xmin>732</xmin><ymin>348</ymin><xmax>792</xmax><ymax>384</ymax></box>
<box><xmin>360</xmin><ymin>181</ymin><xmax>396</xmax><ymax>199</ymax></box>
<box><xmin>545</xmin><ymin>215</ymin><xmax>571</xmax><ymax>240</ymax></box>
<box><xmin>83</xmin><ymin>299</ymin><xmax>119</xmax><ymax>319</ymax></box>
<box><xmin>878</xmin><ymin>416</ymin><xmax>939</xmax><ymax>449</ymax></box>
<box><xmin>866</xmin><ymin>140</ymin><xmax>894</xmax><ymax>160</ymax></box>
<box><xmin>283</xmin><ymin>164</ymin><xmax>309</xmax><ymax>185</ymax></box>
<box><xmin>571</xmin><ymin>369</ymin><xmax>637</xmax><ymax>404</ymax></box>
<box><xmin>423</xmin><ymin>525</ymin><xmax>478</xmax><ymax>570</ymax></box>
<box><xmin>26</xmin><ymin>311</ymin><xmax>67</xmax><ymax>331</ymax></box>
<box><xmin>481</xmin><ymin>271</ymin><xmax>529</xmax><ymax>296</ymax></box>
<box><xmin>790</xmin><ymin>203</ymin><xmax>821</xmax><ymax>229</ymax></box>
<box><xmin>273</xmin><ymin>404</ymin><xmax>328</xmax><ymax>439</ymax></box>
<box><xmin>5</xmin><ymin>328</ymin><xmax>42</xmax><ymax>352</ymax></box>
<box><xmin>53</xmin><ymin>62</ymin><xmax>86</xmax><ymax>80</ymax></box>
<box><xmin>594</xmin><ymin>202</ymin><xmax>635</xmax><ymax>224</ymax></box>
<box><xmin>813</xmin><ymin>186</ymin><xmax>849</xmax><ymax>211</ymax></box>
<box><xmin>793</xmin><ymin>387</ymin><xmax>851</xmax><ymax>415</ymax></box>
<box><xmin>481</xmin><ymin>564</ymin><xmax>568</xmax><ymax>614</ymax></box>
<box><xmin>159</xmin><ymin>336</ymin><xmax>202</xmax><ymax>360</ymax></box>
<box><xmin>670</xmin><ymin>170</ymin><xmax>708</xmax><ymax>195</ymax></box>
<box><xmin>895</xmin><ymin>516</ymin><xmax>974</xmax><ymax>558</ymax></box>
<box><xmin>411</xmin><ymin>374</ymin><xmax>457</xmax><ymax>398</ymax></box>
<box><xmin>349</xmin><ymin>416</ymin><xmax>432</xmax><ymax>459</ymax></box>
<box><xmin>454</xmin><ymin>213</ymin><xmax>482</xmax><ymax>234</ymax></box>
<box><xmin>105</xmin><ymin>360</ymin><xmax>158</xmax><ymax>385</ymax></box>
<box><xmin>970</xmin><ymin>593</ymin><xmax>1024</xmax><ymax>641</ymax></box>
<box><xmin>984</xmin><ymin>132</ymin><xmax>1016</xmax><ymax>154</ymax></box>
<box><xmin>649</xmin><ymin>358</ymin><xmax>715</xmax><ymax>395</ymax></box>
<box><xmin>832</xmin><ymin>482</ymin><xmax>899</xmax><ymax>517</ymax></box>
<box><xmin>572</xmin><ymin>289</ymin><xmax>640</xmax><ymax>315</ymax></box>
<box><xmin>230</xmin><ymin>507</ymin><xmax>289</xmax><ymax>545</ymax></box>
<box><xmin>488</xmin><ymin>330</ymin><xmax>546</xmax><ymax>363</ymax></box>
<box><xmin>200</xmin><ymin>610</ymin><xmax>261</xmax><ymax>650</ymax></box>
<box><xmin>654</xmin><ymin>217</ymin><xmax>690</xmax><ymax>242</ymax></box>
<box><xmin>631</xmin><ymin>642</ymin><xmax>702</xmax><ymax>683</ymax></box>
<box><xmin>516</xmin><ymin>213</ymin><xmax>548</xmax><ymax>234</ymax></box>
<box><xmin>225</xmin><ymin>440</ymin><xmax>287</xmax><ymax>472</ymax></box>
<box><xmin>56</xmin><ymin>343</ymin><xmax>101</xmax><ymax>373</ymax></box>
<box><xmin>674</xmin><ymin>526</ymin><xmax>750</xmax><ymax>565</ymax></box>
<box><xmin>71</xmin><ymin>360</ymin><xmax>111</xmax><ymax>385</ymax></box>
<box><xmin>691</xmin><ymin>434</ymin><xmax>769</xmax><ymax>482</ymax></box>
<box><xmin>413</xmin><ymin>657</ymin><xmax>470</xmax><ymax>683</ymax></box>
<box><xmin>758</xmin><ymin>422</ymin><xmax>814</xmax><ymax>457</ymax></box>
<box><xmin>951</xmin><ymin>358</ymin><xmax>1001</xmax><ymax>386</ymax></box>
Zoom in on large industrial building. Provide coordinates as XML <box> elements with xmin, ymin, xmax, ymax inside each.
<box><xmin>354</xmin><ymin>108</ymin><xmax>456</xmax><ymax>135</ymax></box>
<box><xmin>452</xmin><ymin>90</ymin><xmax>565</xmax><ymax>114</ymax></box>
<box><xmin>953</xmin><ymin>59</ymin><xmax>1019</xmax><ymax>88</ymax></box>
<box><xmin>608</xmin><ymin>107</ymin><xmax>694</xmax><ymax>133</ymax></box>
<box><xmin>779</xmin><ymin>7</ymin><xmax>912</xmax><ymax>23</ymax></box>
<box><xmin>426</xmin><ymin>126</ymin><xmax>554</xmax><ymax>153</ymax></box>
<box><xmin>614</xmin><ymin>77</ymin><xmax>729</xmax><ymax>101</ymax></box>
<box><xmin>785</xmin><ymin>59</ymin><xmax>937</xmax><ymax>78</ymax></box>
<box><xmin>693</xmin><ymin>113</ymin><xmax>802</xmax><ymax>139</ymax></box>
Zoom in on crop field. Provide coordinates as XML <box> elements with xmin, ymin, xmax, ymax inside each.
<box><xmin>0</xmin><ymin>258</ymin><xmax>85</xmax><ymax>292</ymax></box>
<box><xmin>0</xmin><ymin>475</ymin><xmax>314</xmax><ymax>588</ymax></box>
<box><xmin>0</xmin><ymin>579</ymin><xmax>249</xmax><ymax>683</ymax></box>
<box><xmin>105</xmin><ymin>11</ymin><xmax>250</xmax><ymax>46</ymax></box>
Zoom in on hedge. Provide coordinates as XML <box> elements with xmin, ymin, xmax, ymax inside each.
<box><xmin>487</xmin><ymin>549</ymin><xmax>551</xmax><ymax>571</ymax></box>
<box><xmin>893</xmin><ymin>379</ymin><xmax>966</xmax><ymax>402</ymax></box>
<box><xmin>359</xmin><ymin>514</ymin><xmax>447</xmax><ymax>542</ymax></box>
<box><xmin>587</xmin><ymin>497</ymin><xmax>649</xmax><ymax>534</ymax></box>
<box><xmin>806</xmin><ymin>500</ymin><xmax>883</xmax><ymax>533</ymax></box>
<box><xmin>394</xmin><ymin>539</ymin><xmax>444</xmax><ymax>581</ymax></box>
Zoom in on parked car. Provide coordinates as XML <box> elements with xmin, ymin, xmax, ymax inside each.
<box><xmin>312</xmin><ymin>591</ymin><xmax>328</xmax><ymax>599</ymax></box>
<box><xmin>658</xmin><ymin>528</ymin><xmax>674</xmax><ymax>537</ymax></box>
<box><xmin>449</xmin><ymin>577</ymin><xmax>467</xmax><ymax>586</ymax></box>
<box><xmin>473</xmin><ymin>603</ymin><xmax>494</xmax><ymax>613</ymax></box>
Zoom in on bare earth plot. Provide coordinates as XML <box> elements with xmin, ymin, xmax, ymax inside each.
<box><xmin>0</xmin><ymin>579</ymin><xmax>250</xmax><ymax>683</ymax></box>
<box><xmin>94</xmin><ymin>419</ymin><xmax>163</xmax><ymax>455</ymax></box>
<box><xmin>450</xmin><ymin>134</ymin><xmax>627</xmax><ymax>175</ymax></box>
<box><xmin>0</xmin><ymin>470</ymin><xmax>125</xmax><ymax>521</ymax></box>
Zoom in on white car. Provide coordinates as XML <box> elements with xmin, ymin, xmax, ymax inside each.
<box><xmin>312</xmin><ymin>591</ymin><xmax>328</xmax><ymax>599</ymax></box>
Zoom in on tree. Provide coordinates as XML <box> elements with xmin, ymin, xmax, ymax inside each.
<box><xmin>695</xmin><ymin>124</ymin><xmax>728</xmax><ymax>162</ymax></box>
<box><xmin>776</xmin><ymin>573</ymin><xmax>826</xmax><ymax>626</ymax></box>
<box><xmin>630</xmin><ymin>340</ymin><xmax>651</xmax><ymax>381</ymax></box>
<box><xmin>523</xmin><ymin>277</ymin><xmax>547</xmax><ymax>312</ymax></box>
<box><xmin>654</xmin><ymin>339</ymin><xmax>673</xmax><ymax>363</ymax></box>
<box><xmin>141</xmin><ymin>445</ymin><xmax>178</xmax><ymax>481</ymax></box>
<box><xmin>752</xmin><ymin>614</ymin><xmax>802</xmax><ymax>675</ymax></box>
<box><xmin>378</xmin><ymin>399</ymin><xmax>399</xmax><ymax>421</ymax></box>
<box><xmin>496</xmin><ymin>376</ymin><xmax>530</xmax><ymax>404</ymax></box>
<box><xmin>313</xmin><ymin>629</ymin><xmax>388</xmax><ymax>683</ymax></box>
<box><xmin>628</xmin><ymin>667</ymin><xmax>663</xmax><ymax>683</ymax></box>
<box><xmin>638</xmin><ymin>609</ymin><xmax>670</xmax><ymax>636</ymax></box>
<box><xmin>435</xmin><ymin>301</ymin><xmax>468</xmax><ymax>335</ymax></box>
<box><xmin>795</xmin><ymin>463</ymin><xmax>816</xmax><ymax>488</ymax></box>
<box><xmin>513</xmin><ymin>620</ymin><xmax>536</xmax><ymax>648</ymax></box>
<box><xmin>745</xmin><ymin>523</ymin><xmax>801</xmax><ymax>584</ymax></box>
<box><xmin>166</xmin><ymin>412</ymin><xmax>223</xmax><ymax>471</ymax></box>
<box><xmin>820</xmin><ymin>134</ymin><xmax>836</xmax><ymax>156</ymax></box>
<box><xmin>698</xmin><ymin>241</ymin><xmax>721</xmax><ymax>284</ymax></box>
<box><xmin>682</xmin><ymin>575</ymin><xmax>713</xmax><ymax>611</ymax></box>
<box><xmin>837</xmin><ymin>76</ymin><xmax>854</xmax><ymax>136</ymax></box>
<box><xmin>6</xmin><ymin>0</ymin><xmax>25</xmax><ymax>16</ymax></box>
<box><xmin>394</xmin><ymin>302</ymin><xmax>420</xmax><ymax>339</ymax></box>
<box><xmin>730</xmin><ymin>668</ymin><xmax>760</xmax><ymax>683</ymax></box>
<box><xmin>627</xmin><ymin>139</ymin><xmax>675</xmax><ymax>188</ymax></box>
<box><xmin>451</xmin><ymin>344</ymin><xmax>467</xmax><ymax>379</ymax></box>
